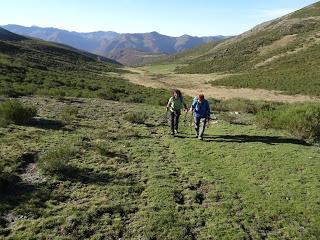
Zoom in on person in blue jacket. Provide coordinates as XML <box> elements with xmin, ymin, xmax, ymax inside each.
<box><xmin>190</xmin><ymin>94</ymin><xmax>211</xmax><ymax>140</ymax></box>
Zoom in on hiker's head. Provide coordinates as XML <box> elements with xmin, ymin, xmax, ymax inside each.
<box><xmin>198</xmin><ymin>94</ymin><xmax>205</xmax><ymax>103</ymax></box>
<box><xmin>172</xmin><ymin>89</ymin><xmax>182</xmax><ymax>99</ymax></box>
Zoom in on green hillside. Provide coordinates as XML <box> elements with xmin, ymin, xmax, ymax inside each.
<box><xmin>0</xmin><ymin>28</ymin><xmax>170</xmax><ymax>104</ymax></box>
<box><xmin>168</xmin><ymin>2</ymin><xmax>320</xmax><ymax>96</ymax></box>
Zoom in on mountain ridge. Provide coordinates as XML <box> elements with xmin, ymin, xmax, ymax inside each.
<box><xmin>2</xmin><ymin>24</ymin><xmax>227</xmax><ymax>65</ymax></box>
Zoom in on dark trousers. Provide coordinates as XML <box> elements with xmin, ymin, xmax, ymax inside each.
<box><xmin>170</xmin><ymin>111</ymin><xmax>181</xmax><ymax>133</ymax></box>
<box><xmin>194</xmin><ymin>117</ymin><xmax>207</xmax><ymax>137</ymax></box>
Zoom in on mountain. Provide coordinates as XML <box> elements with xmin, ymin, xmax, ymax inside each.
<box><xmin>2</xmin><ymin>25</ymin><xmax>120</xmax><ymax>54</ymax></box>
<box><xmin>165</xmin><ymin>1</ymin><xmax>320</xmax><ymax>96</ymax></box>
<box><xmin>2</xmin><ymin>25</ymin><xmax>227</xmax><ymax>65</ymax></box>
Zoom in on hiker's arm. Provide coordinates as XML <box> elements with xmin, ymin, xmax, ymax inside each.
<box><xmin>166</xmin><ymin>97</ymin><xmax>172</xmax><ymax>110</ymax></box>
<box><xmin>190</xmin><ymin>99</ymin><xmax>196</xmax><ymax>112</ymax></box>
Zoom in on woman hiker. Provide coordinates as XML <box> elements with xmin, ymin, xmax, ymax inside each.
<box><xmin>166</xmin><ymin>89</ymin><xmax>188</xmax><ymax>135</ymax></box>
<box><xmin>190</xmin><ymin>94</ymin><xmax>211</xmax><ymax>140</ymax></box>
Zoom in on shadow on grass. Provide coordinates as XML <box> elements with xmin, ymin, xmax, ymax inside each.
<box><xmin>27</xmin><ymin>118</ymin><xmax>65</xmax><ymax>130</ymax></box>
<box><xmin>0</xmin><ymin>178</ymin><xmax>51</xmax><ymax>222</ymax></box>
<box><xmin>173</xmin><ymin>132</ymin><xmax>309</xmax><ymax>146</ymax></box>
<box><xmin>59</xmin><ymin>166</ymin><xmax>112</xmax><ymax>185</ymax></box>
<box><xmin>204</xmin><ymin>134</ymin><xmax>310</xmax><ymax>146</ymax></box>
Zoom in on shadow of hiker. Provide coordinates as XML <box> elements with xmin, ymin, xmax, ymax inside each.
<box><xmin>27</xmin><ymin>118</ymin><xmax>65</xmax><ymax>130</ymax></box>
<box><xmin>203</xmin><ymin>134</ymin><xmax>310</xmax><ymax>146</ymax></box>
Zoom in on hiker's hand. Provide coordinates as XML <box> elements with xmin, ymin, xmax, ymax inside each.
<box><xmin>184</xmin><ymin>108</ymin><xmax>188</xmax><ymax>112</ymax></box>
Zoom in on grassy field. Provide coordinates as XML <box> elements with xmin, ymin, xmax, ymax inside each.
<box><xmin>1</xmin><ymin>96</ymin><xmax>319</xmax><ymax>239</ymax></box>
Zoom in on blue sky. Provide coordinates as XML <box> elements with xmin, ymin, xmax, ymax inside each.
<box><xmin>0</xmin><ymin>0</ymin><xmax>318</xmax><ymax>36</ymax></box>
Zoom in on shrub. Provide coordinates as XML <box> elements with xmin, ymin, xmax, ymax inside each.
<box><xmin>38</xmin><ymin>145</ymin><xmax>78</xmax><ymax>174</ymax></box>
<box><xmin>60</xmin><ymin>106</ymin><xmax>79</xmax><ymax>125</ymax></box>
<box><xmin>211</xmin><ymin>98</ymin><xmax>281</xmax><ymax>114</ymax></box>
<box><xmin>124</xmin><ymin>111</ymin><xmax>148</xmax><ymax>124</ymax></box>
<box><xmin>0</xmin><ymin>100</ymin><xmax>37</xmax><ymax>125</ymax></box>
<box><xmin>256</xmin><ymin>103</ymin><xmax>320</xmax><ymax>141</ymax></box>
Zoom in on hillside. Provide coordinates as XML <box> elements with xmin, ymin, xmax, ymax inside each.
<box><xmin>0</xmin><ymin>27</ymin><xmax>170</xmax><ymax>104</ymax></box>
<box><xmin>2</xmin><ymin>25</ymin><xmax>226</xmax><ymax>65</ymax></box>
<box><xmin>166</xmin><ymin>2</ymin><xmax>320</xmax><ymax>96</ymax></box>
<box><xmin>106</xmin><ymin>48</ymin><xmax>167</xmax><ymax>66</ymax></box>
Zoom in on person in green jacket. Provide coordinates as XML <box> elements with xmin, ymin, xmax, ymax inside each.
<box><xmin>166</xmin><ymin>89</ymin><xmax>188</xmax><ymax>135</ymax></box>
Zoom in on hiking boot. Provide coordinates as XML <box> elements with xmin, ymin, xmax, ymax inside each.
<box><xmin>174</xmin><ymin>130</ymin><xmax>178</xmax><ymax>134</ymax></box>
<box><xmin>198</xmin><ymin>136</ymin><xmax>203</xmax><ymax>140</ymax></box>
<box><xmin>171</xmin><ymin>132</ymin><xmax>175</xmax><ymax>135</ymax></box>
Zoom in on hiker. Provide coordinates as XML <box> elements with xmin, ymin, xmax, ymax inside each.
<box><xmin>166</xmin><ymin>89</ymin><xmax>188</xmax><ymax>135</ymax></box>
<box><xmin>190</xmin><ymin>94</ymin><xmax>211</xmax><ymax>140</ymax></box>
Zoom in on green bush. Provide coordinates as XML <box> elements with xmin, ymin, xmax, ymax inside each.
<box><xmin>60</xmin><ymin>106</ymin><xmax>79</xmax><ymax>125</ymax></box>
<box><xmin>124</xmin><ymin>112</ymin><xmax>148</xmax><ymax>124</ymax></box>
<box><xmin>0</xmin><ymin>100</ymin><xmax>37</xmax><ymax>125</ymax></box>
<box><xmin>38</xmin><ymin>145</ymin><xmax>78</xmax><ymax>174</ymax></box>
<box><xmin>211</xmin><ymin>98</ymin><xmax>281</xmax><ymax>114</ymax></box>
<box><xmin>256</xmin><ymin>103</ymin><xmax>320</xmax><ymax>141</ymax></box>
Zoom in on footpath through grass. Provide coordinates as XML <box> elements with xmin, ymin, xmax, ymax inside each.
<box><xmin>0</xmin><ymin>97</ymin><xmax>319</xmax><ymax>239</ymax></box>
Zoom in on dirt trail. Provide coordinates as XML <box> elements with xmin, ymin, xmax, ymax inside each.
<box><xmin>124</xmin><ymin>67</ymin><xmax>320</xmax><ymax>103</ymax></box>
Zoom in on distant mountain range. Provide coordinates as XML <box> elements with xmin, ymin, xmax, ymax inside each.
<box><xmin>2</xmin><ymin>25</ymin><xmax>227</xmax><ymax>66</ymax></box>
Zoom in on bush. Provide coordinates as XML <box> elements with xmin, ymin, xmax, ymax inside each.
<box><xmin>0</xmin><ymin>100</ymin><xmax>37</xmax><ymax>125</ymax></box>
<box><xmin>60</xmin><ymin>106</ymin><xmax>79</xmax><ymax>125</ymax></box>
<box><xmin>38</xmin><ymin>145</ymin><xmax>78</xmax><ymax>174</ymax></box>
<box><xmin>211</xmin><ymin>98</ymin><xmax>281</xmax><ymax>114</ymax></box>
<box><xmin>256</xmin><ymin>103</ymin><xmax>320</xmax><ymax>141</ymax></box>
<box><xmin>124</xmin><ymin>111</ymin><xmax>148</xmax><ymax>124</ymax></box>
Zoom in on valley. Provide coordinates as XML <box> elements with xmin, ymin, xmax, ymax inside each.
<box><xmin>1</xmin><ymin>1</ymin><xmax>320</xmax><ymax>239</ymax></box>
<box><xmin>123</xmin><ymin>64</ymin><xmax>320</xmax><ymax>103</ymax></box>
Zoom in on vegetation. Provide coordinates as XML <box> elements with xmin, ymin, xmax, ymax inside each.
<box><xmin>0</xmin><ymin>96</ymin><xmax>319</xmax><ymax>239</ymax></box>
<box><xmin>210</xmin><ymin>42</ymin><xmax>320</xmax><ymax>95</ymax></box>
<box><xmin>124</xmin><ymin>111</ymin><xmax>148</xmax><ymax>124</ymax></box>
<box><xmin>210</xmin><ymin>98</ymin><xmax>282</xmax><ymax>114</ymax></box>
<box><xmin>0</xmin><ymin>31</ymin><xmax>171</xmax><ymax>106</ymax></box>
<box><xmin>37</xmin><ymin>145</ymin><xmax>78</xmax><ymax>175</ymax></box>
<box><xmin>256</xmin><ymin>103</ymin><xmax>320</xmax><ymax>142</ymax></box>
<box><xmin>0</xmin><ymin>100</ymin><xmax>37</xmax><ymax>126</ymax></box>
<box><xmin>160</xmin><ymin>2</ymin><xmax>320</xmax><ymax>96</ymax></box>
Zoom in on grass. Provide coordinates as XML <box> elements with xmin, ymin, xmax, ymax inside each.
<box><xmin>0</xmin><ymin>96</ymin><xmax>319</xmax><ymax>239</ymax></box>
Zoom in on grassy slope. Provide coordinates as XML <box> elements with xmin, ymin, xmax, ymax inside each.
<box><xmin>0</xmin><ymin>28</ymin><xmax>170</xmax><ymax>105</ymax></box>
<box><xmin>167</xmin><ymin>2</ymin><xmax>320</xmax><ymax>96</ymax></box>
<box><xmin>1</xmin><ymin>96</ymin><xmax>319</xmax><ymax>239</ymax></box>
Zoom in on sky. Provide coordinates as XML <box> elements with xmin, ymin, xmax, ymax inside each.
<box><xmin>0</xmin><ymin>0</ymin><xmax>318</xmax><ymax>36</ymax></box>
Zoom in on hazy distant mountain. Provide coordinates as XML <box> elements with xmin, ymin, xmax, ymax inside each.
<box><xmin>2</xmin><ymin>25</ymin><xmax>226</xmax><ymax>65</ymax></box>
